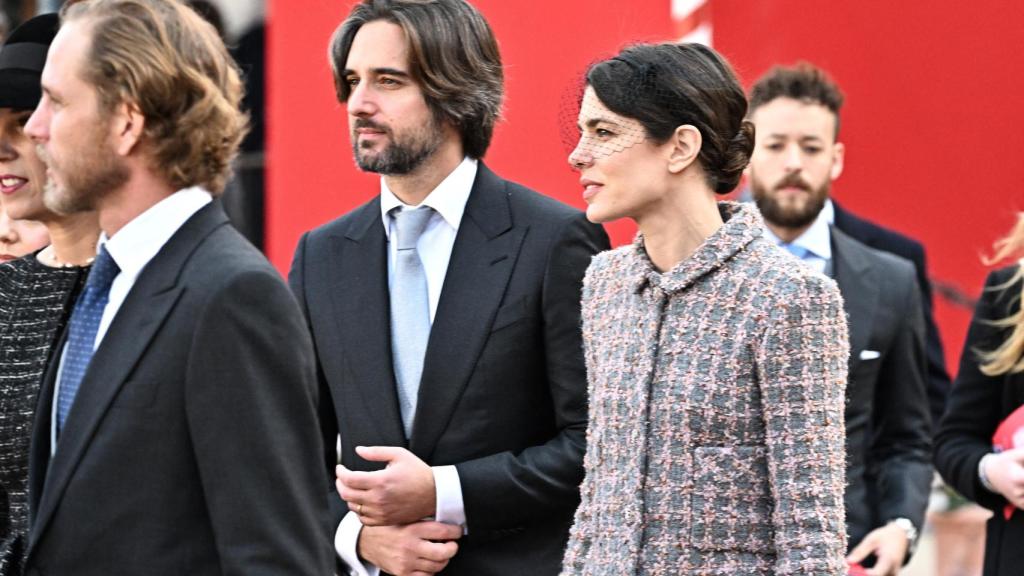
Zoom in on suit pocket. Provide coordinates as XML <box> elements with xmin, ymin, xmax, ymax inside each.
<box><xmin>490</xmin><ymin>296</ymin><xmax>532</xmax><ymax>332</ymax></box>
<box><xmin>690</xmin><ymin>445</ymin><xmax>774</xmax><ymax>553</ymax></box>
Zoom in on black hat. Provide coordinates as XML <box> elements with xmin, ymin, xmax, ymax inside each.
<box><xmin>0</xmin><ymin>13</ymin><xmax>59</xmax><ymax>110</ymax></box>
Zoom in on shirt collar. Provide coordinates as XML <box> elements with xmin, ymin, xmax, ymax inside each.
<box><xmin>379</xmin><ymin>157</ymin><xmax>477</xmax><ymax>237</ymax></box>
<box><xmin>101</xmin><ymin>186</ymin><xmax>212</xmax><ymax>278</ymax></box>
<box><xmin>822</xmin><ymin>198</ymin><xmax>835</xmax><ymax>224</ymax></box>
<box><xmin>763</xmin><ymin>202</ymin><xmax>833</xmax><ymax>262</ymax></box>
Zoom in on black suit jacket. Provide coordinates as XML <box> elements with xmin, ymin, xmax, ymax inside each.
<box><xmin>25</xmin><ymin>203</ymin><xmax>332</xmax><ymax>576</ymax></box>
<box><xmin>289</xmin><ymin>164</ymin><xmax>609</xmax><ymax>575</ymax></box>
<box><xmin>833</xmin><ymin>201</ymin><xmax>951</xmax><ymax>430</ymax></box>
<box><xmin>935</xmin><ymin>265</ymin><xmax>1024</xmax><ymax>576</ymax></box>
<box><xmin>831</xmin><ymin>227</ymin><xmax>933</xmax><ymax>550</ymax></box>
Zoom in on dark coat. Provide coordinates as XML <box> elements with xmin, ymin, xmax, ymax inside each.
<box><xmin>289</xmin><ymin>164</ymin><xmax>609</xmax><ymax>575</ymax></box>
<box><xmin>831</xmin><ymin>228</ymin><xmax>933</xmax><ymax>550</ymax></box>
<box><xmin>935</xmin><ymin>265</ymin><xmax>1024</xmax><ymax>576</ymax></box>
<box><xmin>24</xmin><ymin>203</ymin><xmax>332</xmax><ymax>576</ymax></box>
<box><xmin>833</xmin><ymin>201</ymin><xmax>951</xmax><ymax>430</ymax></box>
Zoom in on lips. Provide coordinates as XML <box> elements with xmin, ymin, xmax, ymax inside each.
<box><xmin>0</xmin><ymin>175</ymin><xmax>27</xmax><ymax>195</ymax></box>
<box><xmin>352</xmin><ymin>119</ymin><xmax>389</xmax><ymax>138</ymax></box>
<box><xmin>0</xmin><ymin>254</ymin><xmax>16</xmax><ymax>262</ymax></box>
<box><xmin>580</xmin><ymin>178</ymin><xmax>603</xmax><ymax>202</ymax></box>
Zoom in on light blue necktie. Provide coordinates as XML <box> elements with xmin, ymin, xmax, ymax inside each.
<box><xmin>390</xmin><ymin>207</ymin><xmax>433</xmax><ymax>438</ymax></box>
<box><xmin>782</xmin><ymin>243</ymin><xmax>809</xmax><ymax>260</ymax></box>
<box><xmin>57</xmin><ymin>245</ymin><xmax>120</xmax><ymax>434</ymax></box>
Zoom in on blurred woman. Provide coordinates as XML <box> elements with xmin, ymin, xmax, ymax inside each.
<box><xmin>0</xmin><ymin>14</ymin><xmax>99</xmax><ymax>575</ymax></box>
<box><xmin>935</xmin><ymin>214</ymin><xmax>1024</xmax><ymax>576</ymax></box>
<box><xmin>559</xmin><ymin>43</ymin><xmax>849</xmax><ymax>575</ymax></box>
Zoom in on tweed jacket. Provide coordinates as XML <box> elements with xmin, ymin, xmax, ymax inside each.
<box><xmin>561</xmin><ymin>202</ymin><xmax>848</xmax><ymax>576</ymax></box>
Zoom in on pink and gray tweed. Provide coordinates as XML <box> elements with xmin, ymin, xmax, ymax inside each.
<box><xmin>561</xmin><ymin>202</ymin><xmax>849</xmax><ymax>576</ymax></box>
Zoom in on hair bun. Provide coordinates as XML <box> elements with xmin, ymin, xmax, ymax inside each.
<box><xmin>713</xmin><ymin>120</ymin><xmax>755</xmax><ymax>194</ymax></box>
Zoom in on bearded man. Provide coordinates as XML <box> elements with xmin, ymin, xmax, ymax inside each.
<box><xmin>746</xmin><ymin>63</ymin><xmax>932</xmax><ymax>576</ymax></box>
<box><xmin>287</xmin><ymin>1</ymin><xmax>609</xmax><ymax>575</ymax></box>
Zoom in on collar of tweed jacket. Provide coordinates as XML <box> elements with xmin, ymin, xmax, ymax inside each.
<box><xmin>627</xmin><ymin>201</ymin><xmax>764</xmax><ymax>295</ymax></box>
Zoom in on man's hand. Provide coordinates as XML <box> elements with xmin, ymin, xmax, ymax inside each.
<box><xmin>984</xmin><ymin>448</ymin><xmax>1024</xmax><ymax>509</ymax></box>
<box><xmin>845</xmin><ymin>523</ymin><xmax>909</xmax><ymax>576</ymax></box>
<box><xmin>358</xmin><ymin>521</ymin><xmax>461</xmax><ymax>576</ymax></box>
<box><xmin>337</xmin><ymin>446</ymin><xmax>436</xmax><ymax>526</ymax></box>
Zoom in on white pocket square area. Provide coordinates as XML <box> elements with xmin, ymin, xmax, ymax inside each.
<box><xmin>859</xmin><ymin>350</ymin><xmax>881</xmax><ymax>361</ymax></box>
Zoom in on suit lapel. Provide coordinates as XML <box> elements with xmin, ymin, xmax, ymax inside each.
<box><xmin>327</xmin><ymin>199</ymin><xmax>407</xmax><ymax>446</ymax></box>
<box><xmin>831</xmin><ymin>226</ymin><xmax>878</xmax><ymax>367</ymax></box>
<box><xmin>409</xmin><ymin>165</ymin><xmax>525</xmax><ymax>461</ymax></box>
<box><xmin>29</xmin><ymin>203</ymin><xmax>225</xmax><ymax>545</ymax></box>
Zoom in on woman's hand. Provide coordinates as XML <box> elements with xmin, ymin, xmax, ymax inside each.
<box><xmin>983</xmin><ymin>448</ymin><xmax>1024</xmax><ymax>508</ymax></box>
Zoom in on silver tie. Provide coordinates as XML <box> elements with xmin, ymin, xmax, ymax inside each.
<box><xmin>390</xmin><ymin>206</ymin><xmax>433</xmax><ymax>437</ymax></box>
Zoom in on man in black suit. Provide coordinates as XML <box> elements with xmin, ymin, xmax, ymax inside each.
<box><xmin>288</xmin><ymin>1</ymin><xmax>608</xmax><ymax>575</ymax></box>
<box><xmin>747</xmin><ymin>63</ymin><xmax>932</xmax><ymax>576</ymax></box>
<box><xmin>22</xmin><ymin>1</ymin><xmax>331</xmax><ymax>574</ymax></box>
<box><xmin>832</xmin><ymin>201</ymin><xmax>951</xmax><ymax>429</ymax></box>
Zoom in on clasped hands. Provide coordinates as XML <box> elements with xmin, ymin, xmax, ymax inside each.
<box><xmin>338</xmin><ymin>446</ymin><xmax>462</xmax><ymax>576</ymax></box>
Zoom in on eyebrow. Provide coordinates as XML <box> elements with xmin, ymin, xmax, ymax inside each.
<box><xmin>578</xmin><ymin>116</ymin><xmax>624</xmax><ymax>131</ymax></box>
<box><xmin>41</xmin><ymin>85</ymin><xmax>60</xmax><ymax>101</ymax></box>
<box><xmin>342</xmin><ymin>67</ymin><xmax>412</xmax><ymax>79</ymax></box>
<box><xmin>766</xmin><ymin>132</ymin><xmax>825</xmax><ymax>142</ymax></box>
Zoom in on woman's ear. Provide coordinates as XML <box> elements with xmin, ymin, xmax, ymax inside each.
<box><xmin>667</xmin><ymin>125</ymin><xmax>701</xmax><ymax>174</ymax></box>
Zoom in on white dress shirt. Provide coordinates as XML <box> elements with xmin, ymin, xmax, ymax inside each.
<box><xmin>336</xmin><ymin>157</ymin><xmax>477</xmax><ymax>576</ymax></box>
<box><xmin>763</xmin><ymin>199</ymin><xmax>834</xmax><ymax>275</ymax></box>
<box><xmin>51</xmin><ymin>187</ymin><xmax>212</xmax><ymax>453</ymax></box>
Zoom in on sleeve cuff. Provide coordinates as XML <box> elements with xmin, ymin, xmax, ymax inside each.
<box><xmin>433</xmin><ymin>465</ymin><xmax>468</xmax><ymax>533</ymax></box>
<box><xmin>334</xmin><ymin>512</ymin><xmax>380</xmax><ymax>576</ymax></box>
<box><xmin>979</xmin><ymin>453</ymin><xmax>997</xmax><ymax>493</ymax></box>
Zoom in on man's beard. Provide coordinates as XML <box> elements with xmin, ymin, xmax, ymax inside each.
<box><xmin>751</xmin><ymin>171</ymin><xmax>829</xmax><ymax>230</ymax></box>
<box><xmin>38</xmin><ymin>124</ymin><xmax>129</xmax><ymax>216</ymax></box>
<box><xmin>351</xmin><ymin>117</ymin><xmax>443</xmax><ymax>176</ymax></box>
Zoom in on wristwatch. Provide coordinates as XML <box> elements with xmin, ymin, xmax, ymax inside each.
<box><xmin>888</xmin><ymin>517</ymin><xmax>918</xmax><ymax>556</ymax></box>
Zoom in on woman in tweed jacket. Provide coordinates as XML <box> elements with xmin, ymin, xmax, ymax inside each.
<box><xmin>561</xmin><ymin>43</ymin><xmax>849</xmax><ymax>576</ymax></box>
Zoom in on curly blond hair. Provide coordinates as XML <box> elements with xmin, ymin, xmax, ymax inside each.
<box><xmin>63</xmin><ymin>0</ymin><xmax>248</xmax><ymax>194</ymax></box>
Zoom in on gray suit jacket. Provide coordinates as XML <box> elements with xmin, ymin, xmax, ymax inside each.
<box><xmin>25</xmin><ymin>203</ymin><xmax>332</xmax><ymax>576</ymax></box>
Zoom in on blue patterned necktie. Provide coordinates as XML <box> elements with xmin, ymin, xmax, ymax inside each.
<box><xmin>57</xmin><ymin>245</ymin><xmax>120</xmax><ymax>434</ymax></box>
<box><xmin>389</xmin><ymin>206</ymin><xmax>433</xmax><ymax>438</ymax></box>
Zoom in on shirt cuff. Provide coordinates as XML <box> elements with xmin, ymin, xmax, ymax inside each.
<box><xmin>433</xmin><ymin>465</ymin><xmax>467</xmax><ymax>532</ymax></box>
<box><xmin>979</xmin><ymin>453</ymin><xmax>997</xmax><ymax>493</ymax></box>
<box><xmin>334</xmin><ymin>512</ymin><xmax>380</xmax><ymax>576</ymax></box>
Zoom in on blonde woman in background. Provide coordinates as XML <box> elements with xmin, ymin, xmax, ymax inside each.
<box><xmin>936</xmin><ymin>214</ymin><xmax>1024</xmax><ymax>576</ymax></box>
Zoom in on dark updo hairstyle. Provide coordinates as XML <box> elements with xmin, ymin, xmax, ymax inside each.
<box><xmin>587</xmin><ymin>43</ymin><xmax>754</xmax><ymax>194</ymax></box>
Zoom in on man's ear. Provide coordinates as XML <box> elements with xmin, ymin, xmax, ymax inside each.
<box><xmin>667</xmin><ymin>124</ymin><xmax>701</xmax><ymax>174</ymax></box>
<box><xmin>111</xmin><ymin>101</ymin><xmax>145</xmax><ymax>157</ymax></box>
<box><xmin>830</xmin><ymin>141</ymin><xmax>845</xmax><ymax>181</ymax></box>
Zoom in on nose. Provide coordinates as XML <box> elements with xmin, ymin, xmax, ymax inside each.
<box><xmin>567</xmin><ymin>139</ymin><xmax>593</xmax><ymax>171</ymax></box>
<box><xmin>25</xmin><ymin>98</ymin><xmax>50</xmax><ymax>144</ymax></box>
<box><xmin>346</xmin><ymin>80</ymin><xmax>376</xmax><ymax>118</ymax></box>
<box><xmin>783</xmin><ymin>143</ymin><xmax>802</xmax><ymax>172</ymax></box>
<box><xmin>0</xmin><ymin>138</ymin><xmax>15</xmax><ymax>162</ymax></box>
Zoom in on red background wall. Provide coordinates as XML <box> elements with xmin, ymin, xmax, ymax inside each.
<box><xmin>267</xmin><ymin>1</ymin><xmax>1024</xmax><ymax>374</ymax></box>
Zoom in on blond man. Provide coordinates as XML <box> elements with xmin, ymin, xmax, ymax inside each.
<box><xmin>22</xmin><ymin>1</ymin><xmax>331</xmax><ymax>574</ymax></box>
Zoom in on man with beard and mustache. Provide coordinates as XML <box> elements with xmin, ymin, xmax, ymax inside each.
<box><xmin>288</xmin><ymin>1</ymin><xmax>609</xmax><ymax>575</ymax></box>
<box><xmin>20</xmin><ymin>1</ymin><xmax>332</xmax><ymax>575</ymax></box>
<box><xmin>746</xmin><ymin>63</ymin><xmax>932</xmax><ymax>576</ymax></box>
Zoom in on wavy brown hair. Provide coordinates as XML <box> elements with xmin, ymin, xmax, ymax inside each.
<box><xmin>62</xmin><ymin>0</ymin><xmax>248</xmax><ymax>194</ymax></box>
<box><xmin>978</xmin><ymin>213</ymin><xmax>1024</xmax><ymax>376</ymax></box>
<box><xmin>328</xmin><ymin>0</ymin><xmax>503</xmax><ymax>159</ymax></box>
